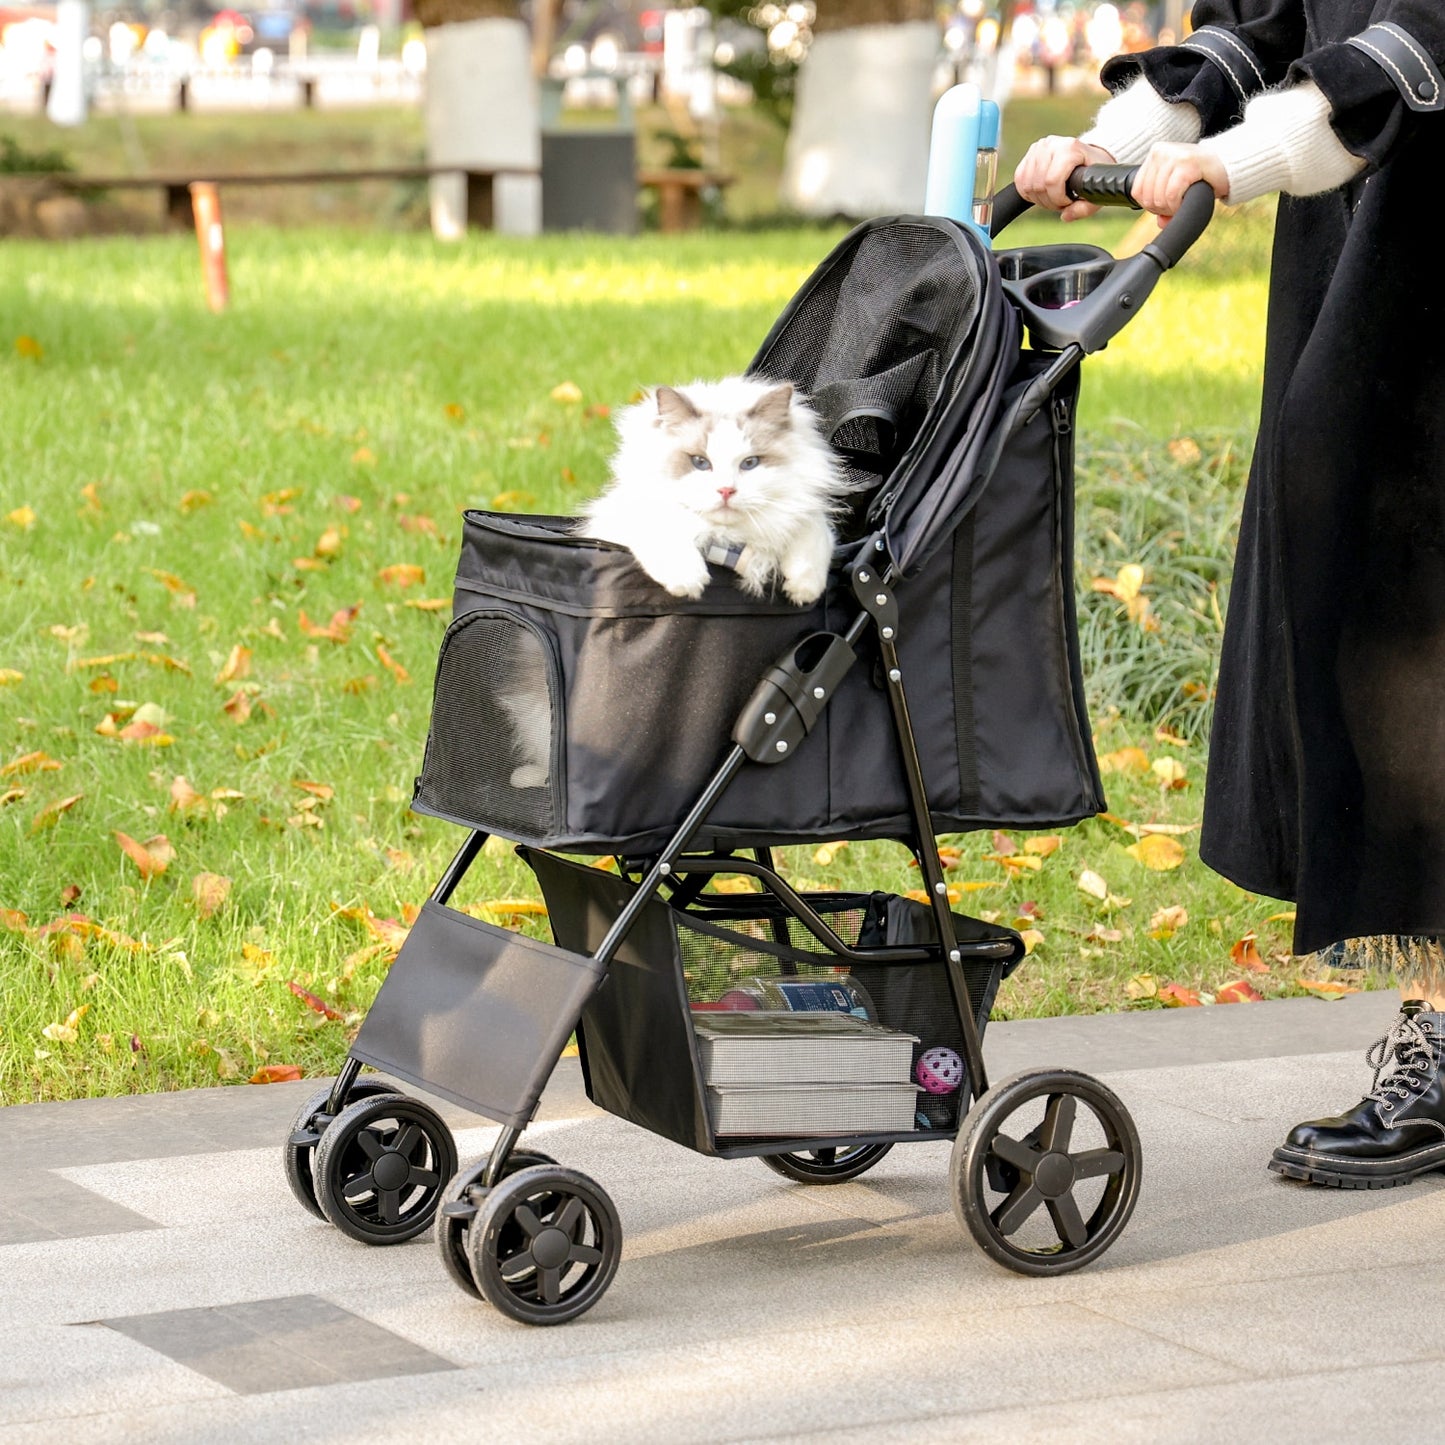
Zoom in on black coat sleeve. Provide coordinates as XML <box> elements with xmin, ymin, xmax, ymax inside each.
<box><xmin>1290</xmin><ymin>2</ymin><xmax>1445</xmax><ymax>172</ymax></box>
<box><xmin>1099</xmin><ymin>0</ymin><xmax>1306</xmax><ymax>135</ymax></box>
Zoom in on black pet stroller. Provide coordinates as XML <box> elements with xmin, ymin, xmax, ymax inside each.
<box><xmin>282</xmin><ymin>168</ymin><xmax>1215</xmax><ymax>1324</ymax></box>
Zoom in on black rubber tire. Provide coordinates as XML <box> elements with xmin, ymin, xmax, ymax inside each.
<box><xmin>467</xmin><ymin>1165</ymin><xmax>621</xmax><ymax>1326</ymax></box>
<box><xmin>435</xmin><ymin>1149</ymin><xmax>559</xmax><ymax>1299</ymax></box>
<box><xmin>760</xmin><ymin>1142</ymin><xmax>894</xmax><ymax>1185</ymax></box>
<box><xmin>313</xmin><ymin>1093</ymin><xmax>458</xmax><ymax>1245</ymax></box>
<box><xmin>951</xmin><ymin>1068</ymin><xmax>1141</xmax><ymax>1276</ymax></box>
<box><xmin>282</xmin><ymin>1078</ymin><xmax>401</xmax><ymax>1220</ymax></box>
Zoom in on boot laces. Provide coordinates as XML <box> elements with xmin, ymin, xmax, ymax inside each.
<box><xmin>1364</xmin><ymin>1013</ymin><xmax>1439</xmax><ymax>1108</ymax></box>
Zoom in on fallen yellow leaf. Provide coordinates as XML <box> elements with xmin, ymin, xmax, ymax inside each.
<box><xmin>377</xmin><ymin>563</ymin><xmax>425</xmax><ymax>589</ymax></box>
<box><xmin>32</xmin><ymin>793</ymin><xmax>83</xmax><ymax>830</ymax></box>
<box><xmin>1023</xmin><ymin>835</ymin><xmax>1062</xmax><ymax>857</ymax></box>
<box><xmin>0</xmin><ymin>669</ymin><xmax>22</xmax><ymax>686</ymax></box>
<box><xmin>6</xmin><ymin>505</ymin><xmax>36</xmax><ymax>529</ymax></box>
<box><xmin>1098</xmin><ymin>747</ymin><xmax>1150</xmax><ymax>775</ymax></box>
<box><xmin>1077</xmin><ymin>868</ymin><xmax>1109</xmax><ymax>900</ymax></box>
<box><xmin>1125</xmin><ymin>834</ymin><xmax>1186</xmax><ymax>871</ymax></box>
<box><xmin>550</xmin><ymin>380</ymin><xmax>584</xmax><ymax>403</ymax></box>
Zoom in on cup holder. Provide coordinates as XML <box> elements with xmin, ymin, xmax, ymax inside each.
<box><xmin>996</xmin><ymin>243</ymin><xmax>1113</xmax><ymax>283</ymax></box>
<box><xmin>1021</xmin><ymin>261</ymin><xmax>1115</xmax><ymax>310</ymax></box>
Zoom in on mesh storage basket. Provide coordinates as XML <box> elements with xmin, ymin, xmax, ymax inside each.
<box><xmin>525</xmin><ymin>849</ymin><xmax>1022</xmax><ymax>1155</ymax></box>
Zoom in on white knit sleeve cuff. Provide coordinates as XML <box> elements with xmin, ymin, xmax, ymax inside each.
<box><xmin>1080</xmin><ymin>76</ymin><xmax>1202</xmax><ymax>165</ymax></box>
<box><xmin>1199</xmin><ymin>79</ymin><xmax>1366</xmax><ymax>205</ymax></box>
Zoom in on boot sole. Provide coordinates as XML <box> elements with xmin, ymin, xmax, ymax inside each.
<box><xmin>1269</xmin><ymin>1141</ymin><xmax>1445</xmax><ymax>1189</ymax></box>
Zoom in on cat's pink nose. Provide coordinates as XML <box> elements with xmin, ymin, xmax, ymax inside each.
<box><xmin>717</xmin><ymin>486</ymin><xmax>736</xmax><ymax>504</ymax></box>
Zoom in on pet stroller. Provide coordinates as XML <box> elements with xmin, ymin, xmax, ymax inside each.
<box><xmin>282</xmin><ymin>168</ymin><xmax>1215</xmax><ymax>1324</ymax></box>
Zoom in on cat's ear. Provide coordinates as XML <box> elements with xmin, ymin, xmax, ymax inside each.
<box><xmin>654</xmin><ymin>386</ymin><xmax>699</xmax><ymax>425</ymax></box>
<box><xmin>748</xmin><ymin>383</ymin><xmax>794</xmax><ymax>426</ymax></box>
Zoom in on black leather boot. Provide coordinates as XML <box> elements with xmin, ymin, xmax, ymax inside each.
<box><xmin>1270</xmin><ymin>1000</ymin><xmax>1445</xmax><ymax>1188</ymax></box>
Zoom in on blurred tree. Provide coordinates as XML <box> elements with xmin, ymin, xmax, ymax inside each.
<box><xmin>780</xmin><ymin>0</ymin><xmax>940</xmax><ymax>216</ymax></box>
<box><xmin>413</xmin><ymin>0</ymin><xmax>517</xmax><ymax>22</ymax></box>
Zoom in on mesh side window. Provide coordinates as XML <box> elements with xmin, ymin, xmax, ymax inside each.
<box><xmin>414</xmin><ymin>611</ymin><xmax>558</xmax><ymax>840</ymax></box>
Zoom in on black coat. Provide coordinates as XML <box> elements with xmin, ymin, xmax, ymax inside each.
<box><xmin>1103</xmin><ymin>0</ymin><xmax>1445</xmax><ymax>954</ymax></box>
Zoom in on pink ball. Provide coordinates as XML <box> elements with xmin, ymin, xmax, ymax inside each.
<box><xmin>717</xmin><ymin>989</ymin><xmax>761</xmax><ymax>1011</ymax></box>
<box><xmin>915</xmin><ymin>1046</ymin><xmax>963</xmax><ymax>1095</ymax></box>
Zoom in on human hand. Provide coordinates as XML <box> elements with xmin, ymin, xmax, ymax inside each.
<box><xmin>1013</xmin><ymin>137</ymin><xmax>1119</xmax><ymax>222</ymax></box>
<box><xmin>1131</xmin><ymin>142</ymin><xmax>1230</xmax><ymax>225</ymax></box>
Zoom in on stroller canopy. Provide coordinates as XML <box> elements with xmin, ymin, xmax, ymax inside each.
<box><xmin>746</xmin><ymin>216</ymin><xmax>1019</xmax><ymax>577</ymax></box>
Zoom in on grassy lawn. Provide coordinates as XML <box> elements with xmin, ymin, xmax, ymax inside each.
<box><xmin>0</xmin><ymin>195</ymin><xmax>1373</xmax><ymax>1105</ymax></box>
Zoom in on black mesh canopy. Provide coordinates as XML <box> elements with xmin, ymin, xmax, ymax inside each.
<box><xmin>747</xmin><ymin>216</ymin><xmax>1019</xmax><ymax>576</ymax></box>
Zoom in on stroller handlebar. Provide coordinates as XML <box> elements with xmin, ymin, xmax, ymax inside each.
<box><xmin>988</xmin><ymin>165</ymin><xmax>1215</xmax><ymax>353</ymax></box>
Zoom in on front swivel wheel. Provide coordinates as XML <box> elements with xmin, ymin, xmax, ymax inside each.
<box><xmin>313</xmin><ymin>1093</ymin><xmax>458</xmax><ymax>1245</ymax></box>
<box><xmin>466</xmin><ymin>1165</ymin><xmax>621</xmax><ymax>1325</ymax></box>
<box><xmin>951</xmin><ymin>1068</ymin><xmax>1140</xmax><ymax>1276</ymax></box>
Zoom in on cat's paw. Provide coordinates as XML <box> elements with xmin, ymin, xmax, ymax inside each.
<box><xmin>510</xmin><ymin>764</ymin><xmax>549</xmax><ymax>789</ymax></box>
<box><xmin>647</xmin><ymin>555</ymin><xmax>710</xmax><ymax>599</ymax></box>
<box><xmin>782</xmin><ymin>567</ymin><xmax>828</xmax><ymax>607</ymax></box>
<box><xmin>734</xmin><ymin>546</ymin><xmax>774</xmax><ymax>598</ymax></box>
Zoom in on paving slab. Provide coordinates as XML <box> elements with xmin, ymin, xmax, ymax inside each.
<box><xmin>2</xmin><ymin>989</ymin><xmax>1438</xmax><ymax>1444</ymax></box>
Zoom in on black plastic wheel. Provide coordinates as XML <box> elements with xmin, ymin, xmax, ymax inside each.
<box><xmin>466</xmin><ymin>1165</ymin><xmax>621</xmax><ymax>1325</ymax></box>
<box><xmin>282</xmin><ymin>1078</ymin><xmax>402</xmax><ymax>1220</ymax></box>
<box><xmin>434</xmin><ymin>1148</ymin><xmax>559</xmax><ymax>1299</ymax></box>
<box><xmin>313</xmin><ymin>1093</ymin><xmax>458</xmax><ymax>1245</ymax></box>
<box><xmin>951</xmin><ymin>1068</ymin><xmax>1141</xmax><ymax>1276</ymax></box>
<box><xmin>760</xmin><ymin>1142</ymin><xmax>894</xmax><ymax>1185</ymax></box>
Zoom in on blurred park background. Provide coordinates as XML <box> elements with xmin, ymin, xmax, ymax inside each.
<box><xmin>2</xmin><ymin>1</ymin><xmax>1372</xmax><ymax>1104</ymax></box>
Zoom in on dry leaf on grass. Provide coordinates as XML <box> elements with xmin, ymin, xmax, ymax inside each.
<box><xmin>250</xmin><ymin>1063</ymin><xmax>303</xmax><ymax>1084</ymax></box>
<box><xmin>1077</xmin><ymin>868</ymin><xmax>1109</xmax><ymax>900</ymax></box>
<box><xmin>1097</xmin><ymin>748</ymin><xmax>1150</xmax><ymax>775</ymax></box>
<box><xmin>376</xmin><ymin>563</ymin><xmax>424</xmax><ymax>589</ymax></box>
<box><xmin>288</xmin><ymin>981</ymin><xmax>342</xmax><ymax>1020</ymax></box>
<box><xmin>32</xmin><ymin>793</ymin><xmax>83</xmax><ymax>831</ymax></box>
<box><xmin>1158</xmin><ymin>982</ymin><xmax>1202</xmax><ymax>1007</ymax></box>
<box><xmin>191</xmin><ymin>872</ymin><xmax>232</xmax><ymax>918</ymax></box>
<box><xmin>115</xmin><ymin>831</ymin><xmax>174</xmax><ymax>880</ymax></box>
<box><xmin>1230</xmin><ymin>932</ymin><xmax>1269</xmax><ymax>973</ymax></box>
<box><xmin>215</xmin><ymin>644</ymin><xmax>251</xmax><ymax>685</ymax></box>
<box><xmin>1024</xmin><ymin>835</ymin><xmax>1062</xmax><ymax>857</ymax></box>
<box><xmin>1217</xmin><ymin>980</ymin><xmax>1264</xmax><ymax>1004</ymax></box>
<box><xmin>1297</xmin><ymin>979</ymin><xmax>1359</xmax><ymax>1000</ymax></box>
<box><xmin>1124</xmin><ymin>834</ymin><xmax>1185</xmax><ymax>871</ymax></box>
<box><xmin>2</xmin><ymin>751</ymin><xmax>61</xmax><ymax>777</ymax></box>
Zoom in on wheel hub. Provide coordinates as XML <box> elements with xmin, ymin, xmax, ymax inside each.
<box><xmin>530</xmin><ymin>1224</ymin><xmax>572</xmax><ymax>1270</ymax></box>
<box><xmin>1032</xmin><ymin>1150</ymin><xmax>1077</xmax><ymax>1199</ymax></box>
<box><xmin>372</xmin><ymin>1151</ymin><xmax>411</xmax><ymax>1191</ymax></box>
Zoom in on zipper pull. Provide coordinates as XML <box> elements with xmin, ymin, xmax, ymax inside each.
<box><xmin>1051</xmin><ymin>395</ymin><xmax>1072</xmax><ymax>435</ymax></box>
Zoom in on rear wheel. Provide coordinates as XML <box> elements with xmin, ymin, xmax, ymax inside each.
<box><xmin>951</xmin><ymin>1068</ymin><xmax>1140</xmax><ymax>1276</ymax></box>
<box><xmin>760</xmin><ymin>1142</ymin><xmax>893</xmax><ymax>1185</ymax></box>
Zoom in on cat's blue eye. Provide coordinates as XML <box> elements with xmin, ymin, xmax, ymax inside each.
<box><xmin>690</xmin><ymin>455</ymin><xmax>712</xmax><ymax>471</ymax></box>
<box><xmin>739</xmin><ymin>456</ymin><xmax>760</xmax><ymax>472</ymax></box>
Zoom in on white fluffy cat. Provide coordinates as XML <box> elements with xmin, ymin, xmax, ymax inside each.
<box><xmin>577</xmin><ymin>377</ymin><xmax>847</xmax><ymax>605</ymax></box>
<box><xmin>499</xmin><ymin>376</ymin><xmax>847</xmax><ymax>791</ymax></box>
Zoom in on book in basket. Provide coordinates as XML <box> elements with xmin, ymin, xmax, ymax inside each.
<box><xmin>692</xmin><ymin>1011</ymin><xmax>919</xmax><ymax>1086</ymax></box>
<box><xmin>706</xmin><ymin>1081</ymin><xmax>921</xmax><ymax>1137</ymax></box>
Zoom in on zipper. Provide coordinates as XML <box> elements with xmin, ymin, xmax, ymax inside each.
<box><xmin>1049</xmin><ymin>393</ymin><xmax>1072</xmax><ymax>437</ymax></box>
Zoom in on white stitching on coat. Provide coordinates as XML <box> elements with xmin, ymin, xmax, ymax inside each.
<box><xmin>1209</xmin><ymin>28</ymin><xmax>1267</xmax><ymax>90</ymax></box>
<box><xmin>1184</xmin><ymin>38</ymin><xmax>1246</xmax><ymax>100</ymax></box>
<box><xmin>1352</xmin><ymin>37</ymin><xmax>1424</xmax><ymax>104</ymax></box>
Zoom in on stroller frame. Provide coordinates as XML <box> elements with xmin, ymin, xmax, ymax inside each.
<box><xmin>284</xmin><ymin>167</ymin><xmax>1216</xmax><ymax>1323</ymax></box>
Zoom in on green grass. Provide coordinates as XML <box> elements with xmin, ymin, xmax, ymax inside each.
<box><xmin>0</xmin><ymin>217</ymin><xmax>1372</xmax><ymax>1107</ymax></box>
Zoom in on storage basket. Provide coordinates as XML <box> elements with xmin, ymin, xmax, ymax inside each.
<box><xmin>526</xmin><ymin>849</ymin><xmax>1023</xmax><ymax>1155</ymax></box>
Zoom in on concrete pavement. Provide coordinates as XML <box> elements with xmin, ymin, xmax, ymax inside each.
<box><xmin>4</xmin><ymin>988</ymin><xmax>1442</xmax><ymax>1443</ymax></box>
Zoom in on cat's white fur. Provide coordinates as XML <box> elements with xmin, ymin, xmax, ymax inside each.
<box><xmin>577</xmin><ymin>377</ymin><xmax>847</xmax><ymax>605</ymax></box>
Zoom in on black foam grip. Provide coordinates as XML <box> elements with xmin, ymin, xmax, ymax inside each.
<box><xmin>1065</xmin><ymin>164</ymin><xmax>1141</xmax><ymax>208</ymax></box>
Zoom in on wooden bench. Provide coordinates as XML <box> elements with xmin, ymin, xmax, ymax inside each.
<box><xmin>637</xmin><ymin>168</ymin><xmax>734</xmax><ymax>233</ymax></box>
<box><xmin>42</xmin><ymin>166</ymin><xmax>538</xmax><ymax>231</ymax></box>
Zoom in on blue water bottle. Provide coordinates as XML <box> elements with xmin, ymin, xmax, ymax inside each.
<box><xmin>924</xmin><ymin>83</ymin><xmax>1000</xmax><ymax>244</ymax></box>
